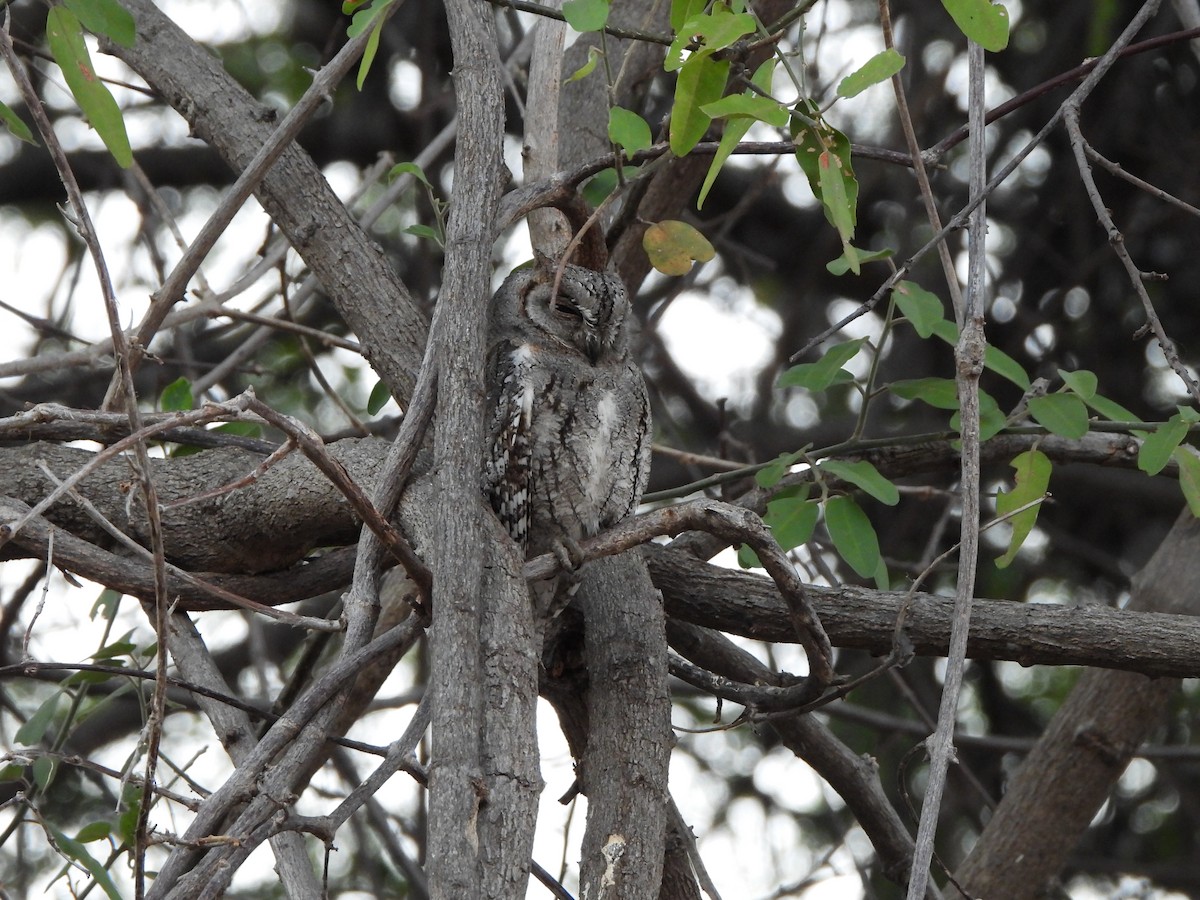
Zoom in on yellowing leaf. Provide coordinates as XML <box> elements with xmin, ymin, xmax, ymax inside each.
<box><xmin>642</xmin><ymin>220</ymin><xmax>714</xmax><ymax>275</ymax></box>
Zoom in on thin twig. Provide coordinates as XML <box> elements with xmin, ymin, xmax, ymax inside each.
<box><xmin>905</xmin><ymin>31</ymin><xmax>990</xmax><ymax>900</ymax></box>
<box><xmin>1064</xmin><ymin>104</ymin><xmax>1200</xmax><ymax>405</ymax></box>
<box><xmin>880</xmin><ymin>0</ymin><xmax>965</xmax><ymax>323</ymax></box>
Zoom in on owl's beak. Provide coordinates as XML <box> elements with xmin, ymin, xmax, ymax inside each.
<box><xmin>584</xmin><ymin>331</ymin><xmax>602</xmax><ymax>364</ymax></box>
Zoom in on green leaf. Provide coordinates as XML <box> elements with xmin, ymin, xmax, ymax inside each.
<box><xmin>837</xmin><ymin>49</ymin><xmax>905</xmax><ymax>99</ymax></box>
<box><xmin>387</xmin><ymin>161</ymin><xmax>432</xmax><ymax>189</ymax></box>
<box><xmin>670</xmin><ymin>54</ymin><xmax>729</xmax><ymax>156</ymax></box>
<box><xmin>820</xmin><ymin>459</ymin><xmax>899</xmax><ymax>506</ymax></box>
<box><xmin>642</xmin><ymin>220</ymin><xmax>715</xmax><ymax>276</ymax></box>
<box><xmin>16</xmin><ymin>692</ymin><xmax>63</xmax><ymax>746</ymax></box>
<box><xmin>1028</xmin><ymin>394</ymin><xmax>1090</xmax><ymax>439</ymax></box>
<box><xmin>1059</xmin><ymin>369</ymin><xmax>1098</xmax><ymax>400</ymax></box>
<box><xmin>565</xmin><ymin>46</ymin><xmax>602</xmax><ymax>83</ymax></box>
<box><xmin>889</xmin><ymin>377</ymin><xmax>959</xmax><ymax>410</ymax></box>
<box><xmin>75</xmin><ymin>821</ymin><xmax>112</xmax><ymax>843</ymax></box>
<box><xmin>994</xmin><ymin>449</ymin><xmax>1051</xmax><ymax>568</ymax></box>
<box><xmin>582</xmin><ymin>166</ymin><xmax>626</xmax><ymax>207</ymax></box>
<box><xmin>1174</xmin><ymin>447</ymin><xmax>1200</xmax><ymax>517</ymax></box>
<box><xmin>737</xmin><ymin>544</ymin><xmax>761</xmax><ymax>568</ymax></box>
<box><xmin>90</xmin><ymin>588</ymin><xmax>121</xmax><ymax>621</ymax></box>
<box><xmin>977</xmin><ymin>393</ymin><xmax>1008</xmax><ymax>441</ymax></box>
<box><xmin>403</xmin><ymin>223</ymin><xmax>442</xmax><ymax>244</ymax></box>
<box><xmin>608</xmin><ymin>106</ymin><xmax>653</xmax><ymax>154</ymax></box>
<box><xmin>699</xmin><ymin>93</ymin><xmax>789</xmax><ymax>126</ymax></box>
<box><xmin>64</xmin><ymin>0</ymin><xmax>136</xmax><ymax>48</ymax></box>
<box><xmin>0</xmin><ymin>764</ymin><xmax>25</xmax><ymax>782</ymax></box>
<box><xmin>826</xmin><ymin>246</ymin><xmax>893</xmax><ymax>275</ymax></box>
<box><xmin>118</xmin><ymin>783</ymin><xmax>141</xmax><ymax>846</ymax></box>
<box><xmin>697</xmin><ymin>58</ymin><xmax>775</xmax><ymax>209</ymax></box>
<box><xmin>1139</xmin><ymin>419</ymin><xmax>1189</xmax><ymax>475</ymax></box>
<box><xmin>930</xmin><ymin>318</ymin><xmax>1031</xmax><ymax>389</ymax></box>
<box><xmin>348</xmin><ymin>0</ymin><xmax>396</xmax><ymax>89</ymax></box>
<box><xmin>893</xmin><ymin>281</ymin><xmax>945</xmax><ymax>338</ymax></box>
<box><xmin>159</xmin><ymin>376</ymin><xmax>193</xmax><ymax>412</ymax></box>
<box><xmin>824</xmin><ymin>495</ymin><xmax>881</xmax><ymax>579</ymax></box>
<box><xmin>1085</xmin><ymin>392</ymin><xmax>1137</xmax><ymax>423</ymax></box>
<box><xmin>563</xmin><ymin>0</ymin><xmax>610</xmax><ymax>32</ymax></box>
<box><xmin>764</xmin><ymin>493</ymin><xmax>819</xmax><ymax>551</ymax></box>
<box><xmin>667</xmin><ymin>6</ymin><xmax>756</xmax><ymax>69</ymax></box>
<box><xmin>670</xmin><ymin>0</ymin><xmax>708</xmax><ymax>31</ymax></box>
<box><xmin>32</xmin><ymin>756</ymin><xmax>56</xmax><ymax>790</ymax></box>
<box><xmin>46</xmin><ymin>7</ymin><xmax>132</xmax><ymax>168</ymax></box>
<box><xmin>817</xmin><ymin>150</ymin><xmax>857</xmax><ymax>271</ymax></box>
<box><xmin>755</xmin><ymin>449</ymin><xmax>805</xmax><ymax>488</ymax></box>
<box><xmin>93</xmin><ymin>635</ymin><xmax>136</xmax><ymax>661</ymax></box>
<box><xmin>778</xmin><ymin>337</ymin><xmax>867</xmax><ymax>392</ymax></box>
<box><xmin>367</xmin><ymin>380</ymin><xmax>391</xmax><ymax>415</ymax></box>
<box><xmin>50</xmin><ymin>827</ymin><xmax>123</xmax><ymax>900</ymax></box>
<box><xmin>0</xmin><ymin>100</ymin><xmax>37</xmax><ymax>145</ymax></box>
<box><xmin>873</xmin><ymin>555</ymin><xmax>890</xmax><ymax>591</ymax></box>
<box><xmin>792</xmin><ymin>100</ymin><xmax>858</xmax><ymax>270</ymax></box>
<box><xmin>941</xmin><ymin>0</ymin><xmax>1010</xmax><ymax>51</ymax></box>
<box><xmin>696</xmin><ymin>9</ymin><xmax>755</xmax><ymax>49</ymax></box>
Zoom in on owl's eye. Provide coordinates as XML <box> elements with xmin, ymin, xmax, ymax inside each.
<box><xmin>553</xmin><ymin>297</ymin><xmax>583</xmax><ymax>318</ymax></box>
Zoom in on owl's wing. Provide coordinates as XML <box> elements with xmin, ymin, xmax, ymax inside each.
<box><xmin>622</xmin><ymin>360</ymin><xmax>653</xmax><ymax>520</ymax></box>
<box><xmin>484</xmin><ymin>342</ymin><xmax>535</xmax><ymax>551</ymax></box>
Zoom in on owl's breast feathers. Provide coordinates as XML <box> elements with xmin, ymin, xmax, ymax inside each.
<box><xmin>484</xmin><ymin>339</ymin><xmax>651</xmax><ymax>555</ymax></box>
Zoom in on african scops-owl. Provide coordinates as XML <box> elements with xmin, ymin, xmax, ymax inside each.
<box><xmin>483</xmin><ymin>254</ymin><xmax>651</xmax><ymax>572</ymax></box>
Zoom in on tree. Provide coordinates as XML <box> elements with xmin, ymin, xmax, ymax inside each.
<box><xmin>2</xmin><ymin>0</ymin><xmax>1200</xmax><ymax>897</ymax></box>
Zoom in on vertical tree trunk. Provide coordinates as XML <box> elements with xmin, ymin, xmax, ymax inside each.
<box><xmin>426</xmin><ymin>2</ymin><xmax>539</xmax><ymax>897</ymax></box>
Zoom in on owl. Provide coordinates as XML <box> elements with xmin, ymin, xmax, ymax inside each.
<box><xmin>483</xmin><ymin>253</ymin><xmax>651</xmax><ymax>587</ymax></box>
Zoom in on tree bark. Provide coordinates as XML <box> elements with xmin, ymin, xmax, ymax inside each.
<box><xmin>424</xmin><ymin>2</ymin><xmax>540</xmax><ymax>897</ymax></box>
<box><xmin>576</xmin><ymin>553</ymin><xmax>672</xmax><ymax>899</ymax></box>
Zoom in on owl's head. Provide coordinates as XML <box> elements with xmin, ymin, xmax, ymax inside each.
<box><xmin>494</xmin><ymin>254</ymin><xmax>631</xmax><ymax>364</ymax></box>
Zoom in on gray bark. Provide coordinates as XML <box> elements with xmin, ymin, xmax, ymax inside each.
<box><xmin>576</xmin><ymin>553</ymin><xmax>672</xmax><ymax>899</ymax></box>
<box><xmin>425</xmin><ymin>2</ymin><xmax>540</xmax><ymax>897</ymax></box>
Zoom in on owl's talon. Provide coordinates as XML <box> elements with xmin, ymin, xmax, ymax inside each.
<box><xmin>552</xmin><ymin>536</ymin><xmax>586</xmax><ymax>576</ymax></box>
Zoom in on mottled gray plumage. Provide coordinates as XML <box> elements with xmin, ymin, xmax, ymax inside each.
<box><xmin>483</xmin><ymin>255</ymin><xmax>651</xmax><ymax>567</ymax></box>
